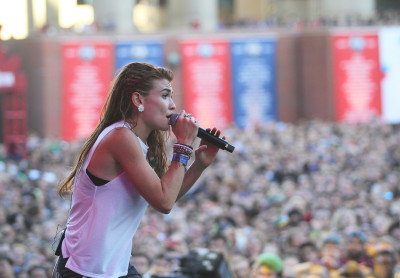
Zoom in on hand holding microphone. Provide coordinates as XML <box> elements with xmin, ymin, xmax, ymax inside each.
<box><xmin>170</xmin><ymin>111</ymin><xmax>199</xmax><ymax>147</ymax></box>
<box><xmin>169</xmin><ymin>112</ymin><xmax>235</xmax><ymax>153</ymax></box>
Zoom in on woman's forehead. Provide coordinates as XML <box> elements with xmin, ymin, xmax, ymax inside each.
<box><xmin>152</xmin><ymin>78</ymin><xmax>171</xmax><ymax>89</ymax></box>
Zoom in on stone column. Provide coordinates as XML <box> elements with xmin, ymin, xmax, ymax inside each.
<box><xmin>46</xmin><ymin>0</ymin><xmax>59</xmax><ymax>30</ymax></box>
<box><xmin>234</xmin><ymin>0</ymin><xmax>273</xmax><ymax>22</ymax></box>
<box><xmin>167</xmin><ymin>0</ymin><xmax>218</xmax><ymax>31</ymax></box>
<box><xmin>320</xmin><ymin>0</ymin><xmax>375</xmax><ymax>24</ymax></box>
<box><xmin>92</xmin><ymin>0</ymin><xmax>136</xmax><ymax>33</ymax></box>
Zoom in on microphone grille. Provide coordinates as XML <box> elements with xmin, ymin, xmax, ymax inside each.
<box><xmin>169</xmin><ymin>113</ymin><xmax>179</xmax><ymax>126</ymax></box>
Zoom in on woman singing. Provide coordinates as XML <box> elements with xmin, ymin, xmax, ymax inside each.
<box><xmin>56</xmin><ymin>62</ymin><xmax>223</xmax><ymax>277</ymax></box>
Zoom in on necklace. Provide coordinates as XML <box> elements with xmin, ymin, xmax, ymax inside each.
<box><xmin>129</xmin><ymin>126</ymin><xmax>137</xmax><ymax>136</ymax></box>
<box><xmin>128</xmin><ymin>125</ymin><xmax>148</xmax><ymax>147</ymax></box>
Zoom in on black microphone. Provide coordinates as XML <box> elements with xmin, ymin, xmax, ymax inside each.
<box><xmin>169</xmin><ymin>113</ymin><xmax>235</xmax><ymax>153</ymax></box>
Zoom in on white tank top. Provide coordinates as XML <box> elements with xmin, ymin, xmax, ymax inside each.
<box><xmin>62</xmin><ymin>121</ymin><xmax>149</xmax><ymax>278</ymax></box>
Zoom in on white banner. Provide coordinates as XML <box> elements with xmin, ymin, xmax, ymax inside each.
<box><xmin>379</xmin><ymin>27</ymin><xmax>400</xmax><ymax>124</ymax></box>
<box><xmin>0</xmin><ymin>71</ymin><xmax>15</xmax><ymax>88</ymax></box>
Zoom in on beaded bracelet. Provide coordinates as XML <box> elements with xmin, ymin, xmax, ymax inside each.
<box><xmin>173</xmin><ymin>147</ymin><xmax>192</xmax><ymax>158</ymax></box>
<box><xmin>173</xmin><ymin>143</ymin><xmax>193</xmax><ymax>157</ymax></box>
<box><xmin>175</xmin><ymin>143</ymin><xmax>193</xmax><ymax>150</ymax></box>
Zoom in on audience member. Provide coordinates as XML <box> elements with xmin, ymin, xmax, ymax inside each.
<box><xmin>251</xmin><ymin>252</ymin><xmax>283</xmax><ymax>278</ymax></box>
<box><xmin>0</xmin><ymin>253</ymin><xmax>15</xmax><ymax>278</ymax></box>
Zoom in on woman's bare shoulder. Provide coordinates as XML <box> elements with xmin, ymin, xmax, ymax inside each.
<box><xmin>101</xmin><ymin>126</ymin><xmax>142</xmax><ymax>154</ymax></box>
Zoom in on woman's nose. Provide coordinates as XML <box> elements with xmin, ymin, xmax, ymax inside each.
<box><xmin>169</xmin><ymin>99</ymin><xmax>176</xmax><ymax>110</ymax></box>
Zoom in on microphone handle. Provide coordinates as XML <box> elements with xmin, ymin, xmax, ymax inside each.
<box><xmin>169</xmin><ymin>113</ymin><xmax>235</xmax><ymax>153</ymax></box>
<box><xmin>197</xmin><ymin>127</ymin><xmax>235</xmax><ymax>153</ymax></box>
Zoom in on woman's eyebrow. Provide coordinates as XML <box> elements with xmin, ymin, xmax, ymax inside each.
<box><xmin>160</xmin><ymin>87</ymin><xmax>173</xmax><ymax>94</ymax></box>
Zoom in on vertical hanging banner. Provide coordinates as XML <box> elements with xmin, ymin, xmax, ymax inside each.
<box><xmin>61</xmin><ymin>41</ymin><xmax>113</xmax><ymax>141</ymax></box>
<box><xmin>230</xmin><ymin>38</ymin><xmax>277</xmax><ymax>128</ymax></box>
<box><xmin>332</xmin><ymin>31</ymin><xmax>382</xmax><ymax>123</ymax></box>
<box><xmin>115</xmin><ymin>41</ymin><xmax>164</xmax><ymax>73</ymax></box>
<box><xmin>180</xmin><ymin>38</ymin><xmax>232</xmax><ymax>129</ymax></box>
<box><xmin>379</xmin><ymin>27</ymin><xmax>400</xmax><ymax>124</ymax></box>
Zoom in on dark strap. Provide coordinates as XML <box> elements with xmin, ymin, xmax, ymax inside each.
<box><xmin>55</xmin><ymin>229</ymin><xmax>66</xmax><ymax>256</ymax></box>
<box><xmin>86</xmin><ymin>169</ymin><xmax>109</xmax><ymax>186</ymax></box>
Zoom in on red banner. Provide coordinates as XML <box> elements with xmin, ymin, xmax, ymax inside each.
<box><xmin>332</xmin><ymin>31</ymin><xmax>382</xmax><ymax>122</ymax></box>
<box><xmin>61</xmin><ymin>41</ymin><xmax>113</xmax><ymax>141</ymax></box>
<box><xmin>180</xmin><ymin>39</ymin><xmax>232</xmax><ymax>129</ymax></box>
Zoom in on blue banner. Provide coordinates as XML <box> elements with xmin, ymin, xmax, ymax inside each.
<box><xmin>115</xmin><ymin>41</ymin><xmax>164</xmax><ymax>73</ymax></box>
<box><xmin>230</xmin><ymin>38</ymin><xmax>277</xmax><ymax>128</ymax></box>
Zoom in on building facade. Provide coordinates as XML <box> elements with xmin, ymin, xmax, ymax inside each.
<box><xmin>2</xmin><ymin>0</ymin><xmax>399</xmax><ymax>40</ymax></box>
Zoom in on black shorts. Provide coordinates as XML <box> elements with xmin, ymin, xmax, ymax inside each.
<box><xmin>56</xmin><ymin>253</ymin><xmax>142</xmax><ymax>278</ymax></box>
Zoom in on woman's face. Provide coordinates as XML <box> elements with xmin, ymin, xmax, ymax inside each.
<box><xmin>252</xmin><ymin>266</ymin><xmax>278</xmax><ymax>278</ymax></box>
<box><xmin>140</xmin><ymin>78</ymin><xmax>176</xmax><ymax>131</ymax></box>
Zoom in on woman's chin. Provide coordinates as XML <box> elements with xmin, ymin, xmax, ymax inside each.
<box><xmin>159</xmin><ymin>124</ymin><xmax>170</xmax><ymax>131</ymax></box>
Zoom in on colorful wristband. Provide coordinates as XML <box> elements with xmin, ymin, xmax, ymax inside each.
<box><xmin>172</xmin><ymin>153</ymin><xmax>189</xmax><ymax>167</ymax></box>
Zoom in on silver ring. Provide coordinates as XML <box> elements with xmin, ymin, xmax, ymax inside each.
<box><xmin>184</xmin><ymin>113</ymin><xmax>192</xmax><ymax>117</ymax></box>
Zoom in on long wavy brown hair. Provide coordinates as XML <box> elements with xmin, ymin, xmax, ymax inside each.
<box><xmin>59</xmin><ymin>62</ymin><xmax>174</xmax><ymax>197</ymax></box>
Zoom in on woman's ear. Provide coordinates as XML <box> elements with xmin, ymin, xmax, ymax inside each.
<box><xmin>131</xmin><ymin>92</ymin><xmax>143</xmax><ymax>108</ymax></box>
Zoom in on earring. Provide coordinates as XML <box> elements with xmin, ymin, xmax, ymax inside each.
<box><xmin>138</xmin><ymin>104</ymin><xmax>144</xmax><ymax>112</ymax></box>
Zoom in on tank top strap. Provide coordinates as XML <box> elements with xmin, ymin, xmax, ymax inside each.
<box><xmin>82</xmin><ymin>121</ymin><xmax>129</xmax><ymax>170</ymax></box>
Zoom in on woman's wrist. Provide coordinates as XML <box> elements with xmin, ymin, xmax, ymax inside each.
<box><xmin>171</xmin><ymin>153</ymin><xmax>189</xmax><ymax>171</ymax></box>
<box><xmin>174</xmin><ymin>142</ymin><xmax>193</xmax><ymax>149</ymax></box>
<box><xmin>173</xmin><ymin>143</ymin><xmax>193</xmax><ymax>157</ymax></box>
<box><xmin>175</xmin><ymin>140</ymin><xmax>193</xmax><ymax>147</ymax></box>
<box><xmin>171</xmin><ymin>143</ymin><xmax>193</xmax><ymax>172</ymax></box>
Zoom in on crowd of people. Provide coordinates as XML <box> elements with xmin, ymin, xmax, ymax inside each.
<box><xmin>0</xmin><ymin>118</ymin><xmax>400</xmax><ymax>278</ymax></box>
<box><xmin>217</xmin><ymin>10</ymin><xmax>400</xmax><ymax>31</ymax></box>
<box><xmin>38</xmin><ymin>6</ymin><xmax>400</xmax><ymax>36</ymax></box>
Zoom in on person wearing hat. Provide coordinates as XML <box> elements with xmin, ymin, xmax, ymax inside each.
<box><xmin>251</xmin><ymin>253</ymin><xmax>283</xmax><ymax>278</ymax></box>
<box><xmin>340</xmin><ymin>231</ymin><xmax>374</xmax><ymax>270</ymax></box>
<box><xmin>320</xmin><ymin>235</ymin><xmax>341</xmax><ymax>272</ymax></box>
